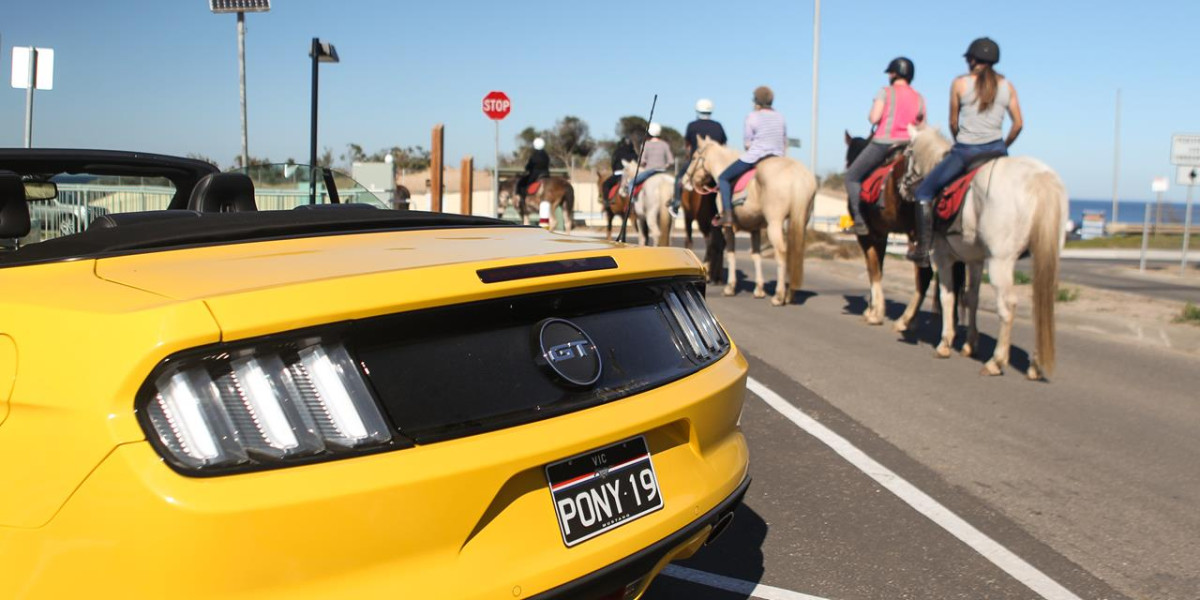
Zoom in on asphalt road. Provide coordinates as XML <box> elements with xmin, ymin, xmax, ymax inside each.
<box><xmin>642</xmin><ymin>254</ymin><xmax>1199</xmax><ymax>600</ymax></box>
<box><xmin>1038</xmin><ymin>258</ymin><xmax>1200</xmax><ymax>304</ymax></box>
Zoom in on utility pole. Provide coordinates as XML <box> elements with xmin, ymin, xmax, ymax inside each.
<box><xmin>810</xmin><ymin>0</ymin><xmax>821</xmax><ymax>178</ymax></box>
<box><xmin>1111</xmin><ymin>88</ymin><xmax>1121</xmax><ymax>226</ymax></box>
<box><xmin>238</xmin><ymin>11</ymin><xmax>249</xmax><ymax>170</ymax></box>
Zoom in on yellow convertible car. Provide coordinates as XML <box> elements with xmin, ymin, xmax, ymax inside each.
<box><xmin>0</xmin><ymin>150</ymin><xmax>749</xmax><ymax>599</ymax></box>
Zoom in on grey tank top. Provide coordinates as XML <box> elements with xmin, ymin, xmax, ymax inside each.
<box><xmin>957</xmin><ymin>76</ymin><xmax>1010</xmax><ymax>145</ymax></box>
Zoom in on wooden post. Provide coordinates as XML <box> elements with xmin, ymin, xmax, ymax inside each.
<box><xmin>430</xmin><ymin>123</ymin><xmax>444</xmax><ymax>212</ymax></box>
<box><xmin>460</xmin><ymin>156</ymin><xmax>473</xmax><ymax>216</ymax></box>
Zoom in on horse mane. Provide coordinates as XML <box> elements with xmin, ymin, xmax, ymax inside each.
<box><xmin>909</xmin><ymin>125</ymin><xmax>952</xmax><ymax>173</ymax></box>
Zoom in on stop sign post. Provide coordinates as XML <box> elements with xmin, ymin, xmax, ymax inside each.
<box><xmin>484</xmin><ymin>91</ymin><xmax>511</xmax><ymax>217</ymax></box>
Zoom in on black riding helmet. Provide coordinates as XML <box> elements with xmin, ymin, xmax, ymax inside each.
<box><xmin>885</xmin><ymin>57</ymin><xmax>915</xmax><ymax>82</ymax></box>
<box><xmin>964</xmin><ymin>37</ymin><xmax>1000</xmax><ymax>64</ymax></box>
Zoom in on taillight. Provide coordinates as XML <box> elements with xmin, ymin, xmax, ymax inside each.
<box><xmin>141</xmin><ymin>340</ymin><xmax>392</xmax><ymax>474</ymax></box>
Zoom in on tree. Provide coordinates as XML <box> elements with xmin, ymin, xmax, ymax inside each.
<box><xmin>340</xmin><ymin>143</ymin><xmax>366</xmax><ymax>166</ymax></box>
<box><xmin>230</xmin><ymin>154</ymin><xmax>273</xmax><ymax>170</ymax></box>
<box><xmin>547</xmin><ymin>115</ymin><xmax>595</xmax><ymax>171</ymax></box>
<box><xmin>615</xmin><ymin>116</ymin><xmax>649</xmax><ymax>148</ymax></box>
<box><xmin>318</xmin><ymin>147</ymin><xmax>334</xmax><ymax>168</ymax></box>
<box><xmin>186</xmin><ymin>153</ymin><xmax>220</xmax><ymax>168</ymax></box>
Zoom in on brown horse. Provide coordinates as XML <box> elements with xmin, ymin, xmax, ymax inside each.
<box><xmin>499</xmin><ymin>176</ymin><xmax>576</xmax><ymax>233</ymax></box>
<box><xmin>596</xmin><ymin>170</ymin><xmax>637</xmax><ymax>241</ymax></box>
<box><xmin>843</xmin><ymin>132</ymin><xmax>936</xmax><ymax>329</ymax></box>
<box><xmin>679</xmin><ymin>186</ymin><xmax>724</xmax><ymax>283</ymax></box>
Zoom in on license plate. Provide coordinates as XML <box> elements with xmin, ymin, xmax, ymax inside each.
<box><xmin>545</xmin><ymin>436</ymin><xmax>664</xmax><ymax>547</ymax></box>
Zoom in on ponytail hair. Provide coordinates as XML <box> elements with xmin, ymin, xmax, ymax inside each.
<box><xmin>974</xmin><ymin>62</ymin><xmax>1001</xmax><ymax>112</ymax></box>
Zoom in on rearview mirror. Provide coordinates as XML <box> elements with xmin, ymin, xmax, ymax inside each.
<box><xmin>23</xmin><ymin>181</ymin><xmax>58</xmax><ymax>201</ymax></box>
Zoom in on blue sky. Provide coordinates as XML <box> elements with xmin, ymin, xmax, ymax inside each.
<box><xmin>1</xmin><ymin>0</ymin><xmax>1197</xmax><ymax>201</ymax></box>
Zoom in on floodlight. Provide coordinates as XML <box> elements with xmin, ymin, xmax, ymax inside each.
<box><xmin>310</xmin><ymin>42</ymin><xmax>339</xmax><ymax>64</ymax></box>
<box><xmin>210</xmin><ymin>0</ymin><xmax>271</xmax><ymax>13</ymax></box>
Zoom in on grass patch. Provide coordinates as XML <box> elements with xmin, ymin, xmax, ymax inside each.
<box><xmin>1066</xmin><ymin>234</ymin><xmax>1200</xmax><ymax>250</ymax></box>
<box><xmin>1055</xmin><ymin>286</ymin><xmax>1080</xmax><ymax>302</ymax></box>
<box><xmin>1175</xmin><ymin>302</ymin><xmax>1200</xmax><ymax>325</ymax></box>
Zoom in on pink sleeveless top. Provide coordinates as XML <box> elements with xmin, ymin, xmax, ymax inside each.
<box><xmin>874</xmin><ymin>84</ymin><xmax>925</xmax><ymax>144</ymax></box>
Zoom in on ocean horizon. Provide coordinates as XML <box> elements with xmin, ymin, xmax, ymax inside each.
<box><xmin>1070</xmin><ymin>199</ymin><xmax>1195</xmax><ymax>225</ymax></box>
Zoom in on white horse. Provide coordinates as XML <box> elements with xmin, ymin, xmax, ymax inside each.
<box><xmin>682</xmin><ymin>136</ymin><xmax>818</xmax><ymax>306</ymax></box>
<box><xmin>618</xmin><ymin>160</ymin><xmax>674</xmax><ymax>247</ymax></box>
<box><xmin>902</xmin><ymin>124</ymin><xmax>1067</xmax><ymax>380</ymax></box>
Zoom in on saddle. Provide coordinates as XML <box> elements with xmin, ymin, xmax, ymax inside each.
<box><xmin>731</xmin><ymin>169</ymin><xmax>755</xmax><ymax>207</ymax></box>
<box><xmin>526</xmin><ymin>179</ymin><xmax>543</xmax><ymax>195</ymax></box>
<box><xmin>860</xmin><ymin>157</ymin><xmax>902</xmax><ymax>205</ymax></box>
<box><xmin>934</xmin><ymin>152</ymin><xmax>1006</xmax><ymax>230</ymax></box>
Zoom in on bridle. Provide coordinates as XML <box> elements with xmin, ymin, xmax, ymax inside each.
<box><xmin>687</xmin><ymin>148</ymin><xmax>719</xmax><ymax>195</ymax></box>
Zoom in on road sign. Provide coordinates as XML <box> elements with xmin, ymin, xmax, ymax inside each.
<box><xmin>1178</xmin><ymin>166</ymin><xmax>1199</xmax><ymax>186</ymax></box>
<box><xmin>482</xmin><ymin>91</ymin><xmax>511</xmax><ymax>121</ymax></box>
<box><xmin>1170</xmin><ymin>133</ymin><xmax>1200</xmax><ymax>166</ymax></box>
<box><xmin>11</xmin><ymin>47</ymin><xmax>54</xmax><ymax>90</ymax></box>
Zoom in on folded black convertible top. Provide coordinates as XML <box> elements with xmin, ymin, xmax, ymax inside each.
<box><xmin>1</xmin><ymin>209</ymin><xmax>518</xmax><ymax>267</ymax></box>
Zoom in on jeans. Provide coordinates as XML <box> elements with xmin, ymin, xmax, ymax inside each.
<box><xmin>844</xmin><ymin>142</ymin><xmax>891</xmax><ymax>206</ymax></box>
<box><xmin>914</xmin><ymin>139</ymin><xmax>1007</xmax><ymax>204</ymax></box>
<box><xmin>632</xmin><ymin>169</ymin><xmax>660</xmax><ymax>188</ymax></box>
<box><xmin>673</xmin><ymin>157</ymin><xmax>693</xmax><ymax>202</ymax></box>
<box><xmin>718</xmin><ymin>159</ymin><xmax>755</xmax><ymax>214</ymax></box>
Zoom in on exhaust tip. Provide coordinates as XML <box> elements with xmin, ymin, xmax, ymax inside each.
<box><xmin>705</xmin><ymin>511</ymin><xmax>736</xmax><ymax>545</ymax></box>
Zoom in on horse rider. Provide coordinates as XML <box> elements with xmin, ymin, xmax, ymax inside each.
<box><xmin>844</xmin><ymin>57</ymin><xmax>926</xmax><ymax>235</ymax></box>
<box><xmin>517</xmin><ymin>137</ymin><xmax>551</xmax><ymax>208</ymax></box>
<box><xmin>602</xmin><ymin>136</ymin><xmax>637</xmax><ymax>207</ymax></box>
<box><xmin>629</xmin><ymin>122</ymin><xmax>674</xmax><ymax>190</ymax></box>
<box><xmin>909</xmin><ymin>37</ymin><xmax>1024</xmax><ymax>266</ymax></box>
<box><xmin>713</xmin><ymin>85</ymin><xmax>787</xmax><ymax>228</ymax></box>
<box><xmin>671</xmin><ymin>98</ymin><xmax>728</xmax><ymax>215</ymax></box>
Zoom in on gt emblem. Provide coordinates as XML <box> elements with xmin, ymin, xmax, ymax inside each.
<box><xmin>536</xmin><ymin>319</ymin><xmax>602</xmax><ymax>388</ymax></box>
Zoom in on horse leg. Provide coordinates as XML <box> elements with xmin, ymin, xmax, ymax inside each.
<box><xmin>895</xmin><ymin>263</ymin><xmax>933</xmax><ymax>333</ymax></box>
<box><xmin>723</xmin><ymin>228</ymin><xmax>737</xmax><ymax>296</ymax></box>
<box><xmin>960</xmin><ymin>262</ymin><xmax>984</xmax><ymax>358</ymax></box>
<box><xmin>548</xmin><ymin>197</ymin><xmax>558</xmax><ymax>232</ymax></box>
<box><xmin>750</xmin><ymin>231</ymin><xmax>766</xmax><ymax>299</ymax></box>
<box><xmin>605</xmin><ymin>211</ymin><xmax>614</xmax><ymax>241</ymax></box>
<box><xmin>982</xmin><ymin>257</ymin><xmax>1017</xmax><ymax>376</ymax></box>
<box><xmin>932</xmin><ymin>246</ymin><xmax>957</xmax><ymax>359</ymax></box>
<box><xmin>684</xmin><ymin>212</ymin><xmax>694</xmax><ymax>250</ymax></box>
<box><xmin>564</xmin><ymin>198</ymin><xmax>574</xmax><ymax>235</ymax></box>
<box><xmin>767</xmin><ymin>220</ymin><xmax>789</xmax><ymax>306</ymax></box>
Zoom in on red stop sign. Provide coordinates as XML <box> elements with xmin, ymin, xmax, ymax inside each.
<box><xmin>482</xmin><ymin>91</ymin><xmax>511</xmax><ymax>120</ymax></box>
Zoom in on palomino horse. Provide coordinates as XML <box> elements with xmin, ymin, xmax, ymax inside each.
<box><xmin>682</xmin><ymin>136</ymin><xmax>818</xmax><ymax>306</ymax></box>
<box><xmin>617</xmin><ymin>160</ymin><xmax>674</xmax><ymax>247</ymax></box>
<box><xmin>499</xmin><ymin>176</ymin><xmax>576</xmax><ymax>232</ymax></box>
<box><xmin>596</xmin><ymin>170</ymin><xmax>637</xmax><ymax>241</ymax></box>
<box><xmin>902</xmin><ymin>124</ymin><xmax>1067</xmax><ymax>379</ymax></box>
<box><xmin>843</xmin><ymin>132</ymin><xmax>939</xmax><ymax>329</ymax></box>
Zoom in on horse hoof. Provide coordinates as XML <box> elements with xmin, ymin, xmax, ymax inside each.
<box><xmin>981</xmin><ymin>361</ymin><xmax>1004</xmax><ymax>376</ymax></box>
<box><xmin>1026</xmin><ymin>363</ymin><xmax>1043</xmax><ymax>381</ymax></box>
<box><xmin>866</xmin><ymin>316</ymin><xmax>883</xmax><ymax>326</ymax></box>
<box><xmin>754</xmin><ymin>290</ymin><xmax>766</xmax><ymax>299</ymax></box>
<box><xmin>935</xmin><ymin>345</ymin><xmax>952</xmax><ymax>359</ymax></box>
<box><xmin>961</xmin><ymin>344</ymin><xmax>974</xmax><ymax>358</ymax></box>
<box><xmin>892</xmin><ymin>320</ymin><xmax>910</xmax><ymax>333</ymax></box>
<box><xmin>770</xmin><ymin>296</ymin><xmax>786</xmax><ymax>307</ymax></box>
<box><xmin>723</xmin><ymin>285</ymin><xmax>736</xmax><ymax>297</ymax></box>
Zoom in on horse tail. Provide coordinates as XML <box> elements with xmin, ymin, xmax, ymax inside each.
<box><xmin>563</xmin><ymin>181</ymin><xmax>575</xmax><ymax>213</ymax></box>
<box><xmin>787</xmin><ymin>164</ymin><xmax>816</xmax><ymax>292</ymax></box>
<box><xmin>1029</xmin><ymin>169</ymin><xmax>1066</xmax><ymax>378</ymax></box>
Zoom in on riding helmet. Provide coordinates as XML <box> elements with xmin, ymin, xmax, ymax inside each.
<box><xmin>532</xmin><ymin>137</ymin><xmax>545</xmax><ymax>150</ymax></box>
<box><xmin>753</xmin><ymin>86</ymin><xmax>774</xmax><ymax>107</ymax></box>
<box><xmin>695</xmin><ymin>98</ymin><xmax>714</xmax><ymax>114</ymax></box>
<box><xmin>885</xmin><ymin>57</ymin><xmax>915</xmax><ymax>82</ymax></box>
<box><xmin>964</xmin><ymin>37</ymin><xmax>1000</xmax><ymax>64</ymax></box>
<box><xmin>647</xmin><ymin>122</ymin><xmax>662</xmax><ymax>137</ymax></box>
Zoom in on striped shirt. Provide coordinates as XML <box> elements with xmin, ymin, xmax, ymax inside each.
<box><xmin>640</xmin><ymin>137</ymin><xmax>674</xmax><ymax>171</ymax></box>
<box><xmin>741</xmin><ymin>109</ymin><xmax>787</xmax><ymax>163</ymax></box>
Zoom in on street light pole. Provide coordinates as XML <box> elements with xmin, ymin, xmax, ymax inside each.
<box><xmin>810</xmin><ymin>0</ymin><xmax>821</xmax><ymax>178</ymax></box>
<box><xmin>309</xmin><ymin>37</ymin><xmax>320</xmax><ymax>205</ymax></box>
<box><xmin>238</xmin><ymin>11</ymin><xmax>249</xmax><ymax>170</ymax></box>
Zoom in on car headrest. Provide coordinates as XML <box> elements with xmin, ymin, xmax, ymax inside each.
<box><xmin>0</xmin><ymin>171</ymin><xmax>32</xmax><ymax>239</ymax></box>
<box><xmin>187</xmin><ymin>173</ymin><xmax>257</xmax><ymax>213</ymax></box>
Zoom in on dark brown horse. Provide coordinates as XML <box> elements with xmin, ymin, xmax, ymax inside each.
<box><xmin>679</xmin><ymin>185</ymin><xmax>724</xmax><ymax>283</ymax></box>
<box><xmin>596</xmin><ymin>170</ymin><xmax>637</xmax><ymax>241</ymax></box>
<box><xmin>844</xmin><ymin>131</ymin><xmax>936</xmax><ymax>329</ymax></box>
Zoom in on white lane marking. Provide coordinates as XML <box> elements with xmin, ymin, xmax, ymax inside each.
<box><xmin>747</xmin><ymin>377</ymin><xmax>1083</xmax><ymax>600</ymax></box>
<box><xmin>661</xmin><ymin>565</ymin><xmax>831</xmax><ymax>600</ymax></box>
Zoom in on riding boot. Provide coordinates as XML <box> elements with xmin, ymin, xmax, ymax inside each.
<box><xmin>848</xmin><ymin>198</ymin><xmax>870</xmax><ymax>236</ymax></box>
<box><xmin>907</xmin><ymin>202</ymin><xmax>933</xmax><ymax>267</ymax></box>
<box><xmin>713</xmin><ymin>210</ymin><xmax>732</xmax><ymax>228</ymax></box>
<box><xmin>669</xmin><ymin>195</ymin><xmax>681</xmax><ymax>216</ymax></box>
